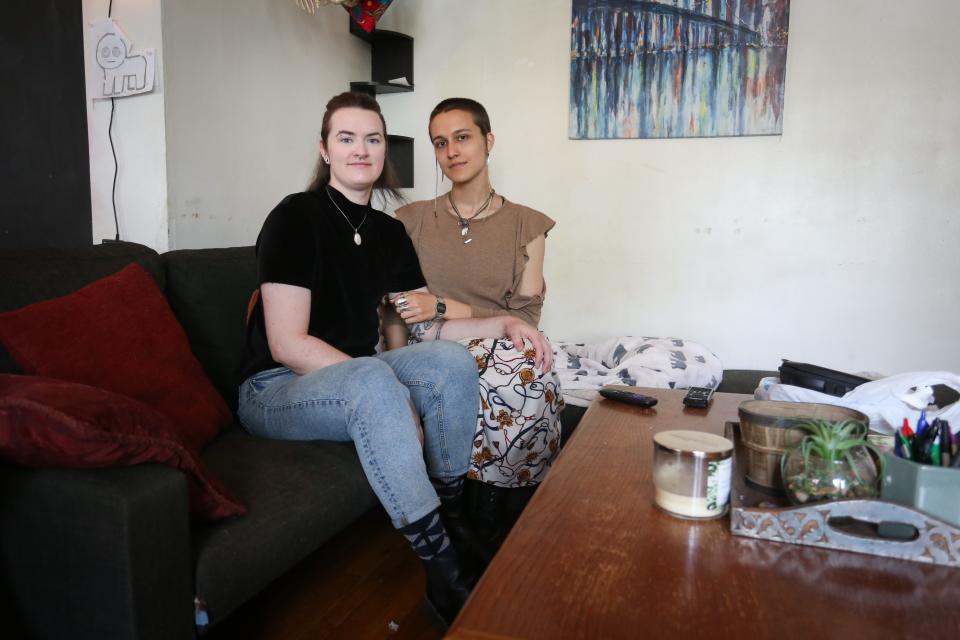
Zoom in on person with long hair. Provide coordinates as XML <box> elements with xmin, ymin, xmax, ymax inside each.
<box><xmin>389</xmin><ymin>98</ymin><xmax>564</xmax><ymax>544</ymax></box>
<box><xmin>237</xmin><ymin>92</ymin><xmax>551</xmax><ymax>628</ymax></box>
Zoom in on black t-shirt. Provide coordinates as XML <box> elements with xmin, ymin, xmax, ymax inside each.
<box><xmin>240</xmin><ymin>187</ymin><xmax>426</xmax><ymax>380</ymax></box>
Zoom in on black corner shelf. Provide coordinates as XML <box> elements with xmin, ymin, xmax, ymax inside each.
<box><xmin>349</xmin><ymin>81</ymin><xmax>412</xmax><ymax>96</ymax></box>
<box><xmin>349</xmin><ymin>18</ymin><xmax>415</xmax><ymax>188</ymax></box>
<box><xmin>349</xmin><ymin>20</ymin><xmax>414</xmax><ymax>90</ymax></box>
<box><xmin>387</xmin><ymin>135</ymin><xmax>413</xmax><ymax>189</ymax></box>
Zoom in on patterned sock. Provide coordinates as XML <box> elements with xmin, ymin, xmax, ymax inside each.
<box><xmin>430</xmin><ymin>475</ymin><xmax>465</xmax><ymax>503</ymax></box>
<box><xmin>399</xmin><ymin>508</ymin><xmax>451</xmax><ymax>560</ymax></box>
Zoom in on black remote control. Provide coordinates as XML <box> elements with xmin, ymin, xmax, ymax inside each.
<box><xmin>682</xmin><ymin>386</ymin><xmax>714</xmax><ymax>408</ymax></box>
<box><xmin>599</xmin><ymin>386</ymin><xmax>658</xmax><ymax>408</ymax></box>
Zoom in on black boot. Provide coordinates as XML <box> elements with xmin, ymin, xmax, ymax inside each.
<box><xmin>399</xmin><ymin>507</ymin><xmax>476</xmax><ymax>630</ymax></box>
<box><xmin>469</xmin><ymin>480</ymin><xmax>507</xmax><ymax>548</ymax></box>
<box><xmin>440</xmin><ymin>491</ymin><xmax>496</xmax><ymax>570</ymax></box>
<box><xmin>422</xmin><ymin>545</ymin><xmax>476</xmax><ymax>630</ymax></box>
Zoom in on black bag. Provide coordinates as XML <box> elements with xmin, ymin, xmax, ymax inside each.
<box><xmin>778</xmin><ymin>360</ymin><xmax>870</xmax><ymax>397</ymax></box>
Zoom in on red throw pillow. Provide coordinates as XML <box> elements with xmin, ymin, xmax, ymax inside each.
<box><xmin>0</xmin><ymin>374</ymin><xmax>245</xmax><ymax>521</ymax></box>
<box><xmin>0</xmin><ymin>263</ymin><xmax>231</xmax><ymax>450</ymax></box>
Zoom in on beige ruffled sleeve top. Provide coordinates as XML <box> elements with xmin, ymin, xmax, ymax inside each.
<box><xmin>395</xmin><ymin>198</ymin><xmax>555</xmax><ymax>326</ymax></box>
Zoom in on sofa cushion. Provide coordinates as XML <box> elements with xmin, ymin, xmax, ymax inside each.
<box><xmin>0</xmin><ymin>374</ymin><xmax>245</xmax><ymax>521</ymax></box>
<box><xmin>0</xmin><ymin>263</ymin><xmax>232</xmax><ymax>450</ymax></box>
<box><xmin>0</xmin><ymin>241</ymin><xmax>165</xmax><ymax>313</ymax></box>
<box><xmin>163</xmin><ymin>247</ymin><xmax>257</xmax><ymax>412</ymax></box>
<box><xmin>192</xmin><ymin>430</ymin><xmax>377</xmax><ymax>623</ymax></box>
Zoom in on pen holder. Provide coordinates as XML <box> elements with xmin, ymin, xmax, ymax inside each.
<box><xmin>881</xmin><ymin>452</ymin><xmax>960</xmax><ymax>528</ymax></box>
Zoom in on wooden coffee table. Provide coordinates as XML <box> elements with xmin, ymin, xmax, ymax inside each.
<box><xmin>447</xmin><ymin>388</ymin><xmax>960</xmax><ymax>639</ymax></box>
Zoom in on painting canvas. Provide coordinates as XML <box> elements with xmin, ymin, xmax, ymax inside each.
<box><xmin>569</xmin><ymin>0</ymin><xmax>790</xmax><ymax>139</ymax></box>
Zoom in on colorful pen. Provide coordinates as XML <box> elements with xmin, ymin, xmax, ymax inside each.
<box><xmin>901</xmin><ymin>418</ymin><xmax>914</xmax><ymax>438</ymax></box>
<box><xmin>896</xmin><ymin>430</ymin><xmax>912</xmax><ymax>460</ymax></box>
<box><xmin>916</xmin><ymin>409</ymin><xmax>929</xmax><ymax>437</ymax></box>
<box><xmin>912</xmin><ymin>420</ymin><xmax>938</xmax><ymax>464</ymax></box>
<box><xmin>939</xmin><ymin>421</ymin><xmax>951</xmax><ymax>466</ymax></box>
<box><xmin>929</xmin><ymin>423</ymin><xmax>941</xmax><ymax>466</ymax></box>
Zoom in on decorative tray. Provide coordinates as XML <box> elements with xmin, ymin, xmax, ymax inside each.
<box><xmin>725</xmin><ymin>422</ymin><xmax>960</xmax><ymax>568</ymax></box>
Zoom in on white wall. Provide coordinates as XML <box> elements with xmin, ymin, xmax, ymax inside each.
<box><xmin>162</xmin><ymin>0</ymin><xmax>370</xmax><ymax>249</ymax></box>
<box><xmin>376</xmin><ymin>0</ymin><xmax>960</xmax><ymax>374</ymax></box>
<box><xmin>83</xmin><ymin>0</ymin><xmax>169</xmax><ymax>250</ymax></box>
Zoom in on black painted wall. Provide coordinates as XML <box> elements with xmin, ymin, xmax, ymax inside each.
<box><xmin>0</xmin><ymin>0</ymin><xmax>92</xmax><ymax>249</ymax></box>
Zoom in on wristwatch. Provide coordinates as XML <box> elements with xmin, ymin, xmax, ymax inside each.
<box><xmin>434</xmin><ymin>295</ymin><xmax>446</xmax><ymax>320</ymax></box>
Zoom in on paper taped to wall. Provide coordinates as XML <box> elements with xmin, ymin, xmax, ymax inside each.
<box><xmin>89</xmin><ymin>19</ymin><xmax>156</xmax><ymax>100</ymax></box>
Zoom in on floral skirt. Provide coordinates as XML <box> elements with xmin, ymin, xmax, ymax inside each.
<box><xmin>462</xmin><ymin>338</ymin><xmax>564</xmax><ymax>487</ymax></box>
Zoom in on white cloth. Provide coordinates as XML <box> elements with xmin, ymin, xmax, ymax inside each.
<box><xmin>755</xmin><ymin>371</ymin><xmax>960</xmax><ymax>435</ymax></box>
<box><xmin>553</xmin><ymin>336</ymin><xmax>723</xmax><ymax>407</ymax></box>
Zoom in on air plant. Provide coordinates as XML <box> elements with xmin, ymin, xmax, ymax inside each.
<box><xmin>781</xmin><ymin>418</ymin><xmax>885</xmax><ymax>504</ymax></box>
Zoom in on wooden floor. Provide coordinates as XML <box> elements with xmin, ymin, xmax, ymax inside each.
<box><xmin>206</xmin><ymin>509</ymin><xmax>443</xmax><ymax>640</ymax></box>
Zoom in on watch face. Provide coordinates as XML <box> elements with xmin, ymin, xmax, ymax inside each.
<box><xmin>437</xmin><ymin>301</ymin><xmax>447</xmax><ymax>315</ymax></box>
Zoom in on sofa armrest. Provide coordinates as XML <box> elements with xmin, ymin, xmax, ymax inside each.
<box><xmin>717</xmin><ymin>369</ymin><xmax>777</xmax><ymax>395</ymax></box>
<box><xmin>0</xmin><ymin>464</ymin><xmax>196</xmax><ymax>640</ymax></box>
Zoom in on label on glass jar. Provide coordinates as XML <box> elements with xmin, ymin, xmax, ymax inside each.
<box><xmin>706</xmin><ymin>458</ymin><xmax>732</xmax><ymax>513</ymax></box>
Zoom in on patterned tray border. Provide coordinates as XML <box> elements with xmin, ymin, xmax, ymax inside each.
<box><xmin>726</xmin><ymin>422</ymin><xmax>960</xmax><ymax>568</ymax></box>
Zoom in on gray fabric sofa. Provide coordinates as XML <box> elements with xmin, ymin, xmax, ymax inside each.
<box><xmin>0</xmin><ymin>241</ymin><xmax>378</xmax><ymax>639</ymax></box>
<box><xmin>0</xmin><ymin>240</ymin><xmax>777</xmax><ymax>639</ymax></box>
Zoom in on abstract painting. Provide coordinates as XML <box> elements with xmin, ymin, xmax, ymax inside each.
<box><xmin>569</xmin><ymin>1</ymin><xmax>790</xmax><ymax>139</ymax></box>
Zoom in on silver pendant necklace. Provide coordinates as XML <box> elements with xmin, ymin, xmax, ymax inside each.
<box><xmin>326</xmin><ymin>186</ymin><xmax>368</xmax><ymax>246</ymax></box>
<box><xmin>449</xmin><ymin>189</ymin><xmax>495</xmax><ymax>245</ymax></box>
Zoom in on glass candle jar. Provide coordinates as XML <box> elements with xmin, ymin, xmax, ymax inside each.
<box><xmin>653</xmin><ymin>430</ymin><xmax>734</xmax><ymax>519</ymax></box>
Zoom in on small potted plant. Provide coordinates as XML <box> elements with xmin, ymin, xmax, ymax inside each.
<box><xmin>780</xmin><ymin>418</ymin><xmax>884</xmax><ymax>505</ymax></box>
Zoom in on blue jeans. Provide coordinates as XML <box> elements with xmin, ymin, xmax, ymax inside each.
<box><xmin>237</xmin><ymin>341</ymin><xmax>479</xmax><ymax>527</ymax></box>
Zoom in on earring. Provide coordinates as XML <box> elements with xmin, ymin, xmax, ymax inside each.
<box><xmin>433</xmin><ymin>160</ymin><xmax>440</xmax><ymax>218</ymax></box>
<box><xmin>323</xmin><ymin>157</ymin><xmax>330</xmax><ymax>164</ymax></box>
